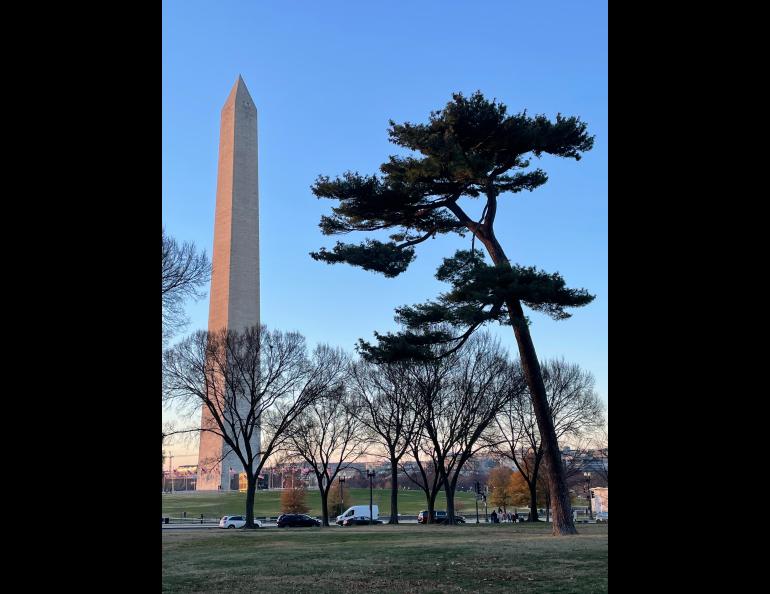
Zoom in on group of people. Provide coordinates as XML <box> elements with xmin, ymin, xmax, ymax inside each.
<box><xmin>490</xmin><ymin>508</ymin><xmax>519</xmax><ymax>523</ymax></box>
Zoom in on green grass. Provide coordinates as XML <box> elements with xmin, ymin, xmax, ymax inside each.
<box><xmin>162</xmin><ymin>523</ymin><xmax>608</xmax><ymax>593</ymax></box>
<box><xmin>162</xmin><ymin>488</ymin><xmax>482</xmax><ymax>518</ymax></box>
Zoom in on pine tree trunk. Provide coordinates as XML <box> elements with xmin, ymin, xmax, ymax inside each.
<box><xmin>507</xmin><ymin>298</ymin><xmax>577</xmax><ymax>535</ymax></box>
<box><xmin>483</xmin><ymin>233</ymin><xmax>577</xmax><ymax>535</ymax></box>
<box><xmin>245</xmin><ymin>473</ymin><xmax>257</xmax><ymax>528</ymax></box>
<box><xmin>389</xmin><ymin>457</ymin><xmax>399</xmax><ymax>524</ymax></box>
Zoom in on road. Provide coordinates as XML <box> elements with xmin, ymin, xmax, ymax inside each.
<box><xmin>162</xmin><ymin>519</ymin><xmax>425</xmax><ymax>530</ymax></box>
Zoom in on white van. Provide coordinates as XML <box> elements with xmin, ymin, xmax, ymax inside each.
<box><xmin>336</xmin><ymin>505</ymin><xmax>379</xmax><ymax>525</ymax></box>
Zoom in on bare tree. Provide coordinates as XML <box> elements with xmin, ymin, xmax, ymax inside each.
<box><xmin>396</xmin><ymin>337</ymin><xmax>458</xmax><ymax>523</ymax></box>
<box><xmin>162</xmin><ymin>325</ymin><xmax>344</xmax><ymax>528</ymax></box>
<box><xmin>491</xmin><ymin>358</ymin><xmax>605</xmax><ymax>521</ymax></box>
<box><xmin>286</xmin><ymin>383</ymin><xmax>366</xmax><ymax>527</ymax></box>
<box><xmin>349</xmin><ymin>360</ymin><xmax>418</xmax><ymax>524</ymax></box>
<box><xmin>419</xmin><ymin>334</ymin><xmax>523</xmax><ymax>524</ymax></box>
<box><xmin>396</xmin><ymin>333</ymin><xmax>522</xmax><ymax>524</ymax></box>
<box><xmin>161</xmin><ymin>228</ymin><xmax>211</xmax><ymax>342</ymax></box>
<box><xmin>399</xmin><ymin>426</ymin><xmax>445</xmax><ymax>523</ymax></box>
<box><xmin>493</xmin><ymin>395</ymin><xmax>542</xmax><ymax>521</ymax></box>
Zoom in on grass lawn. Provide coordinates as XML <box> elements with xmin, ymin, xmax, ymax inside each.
<box><xmin>162</xmin><ymin>523</ymin><xmax>608</xmax><ymax>593</ymax></box>
<box><xmin>162</xmin><ymin>488</ymin><xmax>482</xmax><ymax>518</ymax></box>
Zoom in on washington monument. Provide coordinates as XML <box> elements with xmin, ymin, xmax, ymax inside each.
<box><xmin>197</xmin><ymin>76</ymin><xmax>260</xmax><ymax>491</ymax></box>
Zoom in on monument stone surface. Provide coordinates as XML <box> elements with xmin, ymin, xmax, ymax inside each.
<box><xmin>197</xmin><ymin>76</ymin><xmax>261</xmax><ymax>491</ymax></box>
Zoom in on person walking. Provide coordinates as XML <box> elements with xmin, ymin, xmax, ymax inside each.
<box><xmin>491</xmin><ymin>509</ymin><xmax>498</xmax><ymax>523</ymax></box>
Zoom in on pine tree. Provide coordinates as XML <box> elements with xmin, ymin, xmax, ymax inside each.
<box><xmin>311</xmin><ymin>92</ymin><xmax>594</xmax><ymax>534</ymax></box>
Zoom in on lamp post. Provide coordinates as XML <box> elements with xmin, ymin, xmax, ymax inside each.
<box><xmin>338</xmin><ymin>475</ymin><xmax>346</xmax><ymax>515</ymax></box>
<box><xmin>584</xmin><ymin>472</ymin><xmax>593</xmax><ymax>520</ymax></box>
<box><xmin>367</xmin><ymin>469</ymin><xmax>376</xmax><ymax>526</ymax></box>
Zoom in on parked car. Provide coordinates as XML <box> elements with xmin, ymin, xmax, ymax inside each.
<box><xmin>417</xmin><ymin>510</ymin><xmax>466</xmax><ymax>524</ymax></box>
<box><xmin>219</xmin><ymin>515</ymin><xmax>262</xmax><ymax>529</ymax></box>
<box><xmin>595</xmin><ymin>512</ymin><xmax>608</xmax><ymax>523</ymax></box>
<box><xmin>276</xmin><ymin>513</ymin><xmax>322</xmax><ymax>528</ymax></box>
<box><xmin>342</xmin><ymin>516</ymin><xmax>384</xmax><ymax>526</ymax></box>
<box><xmin>336</xmin><ymin>505</ymin><xmax>379</xmax><ymax>525</ymax></box>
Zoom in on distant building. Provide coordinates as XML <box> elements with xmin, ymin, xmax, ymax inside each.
<box><xmin>562</xmin><ymin>447</ymin><xmax>608</xmax><ymax>475</ymax></box>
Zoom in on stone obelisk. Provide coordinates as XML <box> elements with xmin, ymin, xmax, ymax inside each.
<box><xmin>197</xmin><ymin>76</ymin><xmax>260</xmax><ymax>491</ymax></box>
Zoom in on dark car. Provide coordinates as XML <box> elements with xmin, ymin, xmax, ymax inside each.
<box><xmin>276</xmin><ymin>513</ymin><xmax>322</xmax><ymax>528</ymax></box>
<box><xmin>342</xmin><ymin>516</ymin><xmax>383</xmax><ymax>527</ymax></box>
<box><xmin>417</xmin><ymin>510</ymin><xmax>466</xmax><ymax>524</ymax></box>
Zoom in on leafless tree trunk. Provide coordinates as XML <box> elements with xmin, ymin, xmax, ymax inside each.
<box><xmin>411</xmin><ymin>333</ymin><xmax>524</xmax><ymax>525</ymax></box>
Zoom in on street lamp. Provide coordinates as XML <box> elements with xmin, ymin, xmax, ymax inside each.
<box><xmin>338</xmin><ymin>475</ymin><xmax>346</xmax><ymax>515</ymax></box>
<box><xmin>584</xmin><ymin>472</ymin><xmax>593</xmax><ymax>520</ymax></box>
<box><xmin>367</xmin><ymin>469</ymin><xmax>376</xmax><ymax>526</ymax></box>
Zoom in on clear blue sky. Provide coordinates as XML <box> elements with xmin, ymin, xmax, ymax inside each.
<box><xmin>162</xmin><ymin>0</ymin><xmax>608</xmax><ymax>445</ymax></box>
